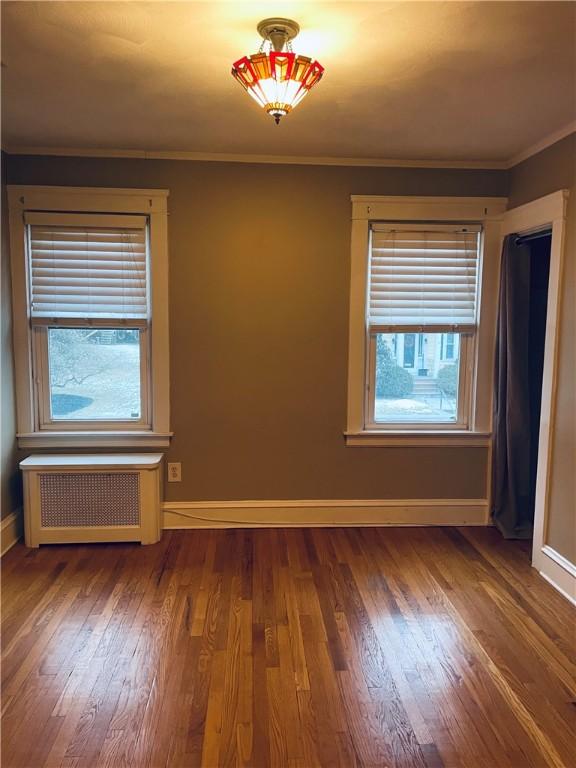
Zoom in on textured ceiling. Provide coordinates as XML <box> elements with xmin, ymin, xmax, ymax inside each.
<box><xmin>2</xmin><ymin>1</ymin><xmax>575</xmax><ymax>162</ymax></box>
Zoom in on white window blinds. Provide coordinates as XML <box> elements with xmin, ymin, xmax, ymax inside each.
<box><xmin>26</xmin><ymin>213</ymin><xmax>148</xmax><ymax>321</ymax></box>
<box><xmin>368</xmin><ymin>224</ymin><xmax>481</xmax><ymax>332</ymax></box>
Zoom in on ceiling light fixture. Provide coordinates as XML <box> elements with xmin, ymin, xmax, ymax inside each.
<box><xmin>231</xmin><ymin>18</ymin><xmax>324</xmax><ymax>124</ymax></box>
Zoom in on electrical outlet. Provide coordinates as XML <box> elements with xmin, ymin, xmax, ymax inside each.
<box><xmin>167</xmin><ymin>462</ymin><xmax>182</xmax><ymax>482</ymax></box>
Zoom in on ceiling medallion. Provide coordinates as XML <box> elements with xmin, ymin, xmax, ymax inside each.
<box><xmin>231</xmin><ymin>18</ymin><xmax>324</xmax><ymax>124</ymax></box>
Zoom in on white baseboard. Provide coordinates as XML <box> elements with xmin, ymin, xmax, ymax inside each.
<box><xmin>162</xmin><ymin>498</ymin><xmax>488</xmax><ymax>529</ymax></box>
<box><xmin>1</xmin><ymin>509</ymin><xmax>23</xmax><ymax>556</ymax></box>
<box><xmin>536</xmin><ymin>545</ymin><xmax>576</xmax><ymax>606</ymax></box>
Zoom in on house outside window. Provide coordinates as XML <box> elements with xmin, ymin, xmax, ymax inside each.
<box><xmin>7</xmin><ymin>186</ymin><xmax>171</xmax><ymax>448</ymax></box>
<box><xmin>366</xmin><ymin>220</ymin><xmax>481</xmax><ymax>428</ymax></box>
<box><xmin>345</xmin><ymin>195</ymin><xmax>507</xmax><ymax>446</ymax></box>
<box><xmin>378</xmin><ymin>331</ymin><xmax>462</xmax><ymax>422</ymax></box>
<box><xmin>441</xmin><ymin>332</ymin><xmax>457</xmax><ymax>361</ymax></box>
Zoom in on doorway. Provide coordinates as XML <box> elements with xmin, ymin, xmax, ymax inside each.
<box><xmin>491</xmin><ymin>230</ymin><xmax>551</xmax><ymax>539</ymax></box>
<box><xmin>496</xmin><ymin>190</ymin><xmax>570</xmax><ymax>597</ymax></box>
<box><xmin>403</xmin><ymin>332</ymin><xmax>415</xmax><ymax>368</ymax></box>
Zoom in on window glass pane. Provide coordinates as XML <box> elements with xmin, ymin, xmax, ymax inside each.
<box><xmin>374</xmin><ymin>333</ymin><xmax>460</xmax><ymax>423</ymax></box>
<box><xmin>47</xmin><ymin>328</ymin><xmax>141</xmax><ymax>421</ymax></box>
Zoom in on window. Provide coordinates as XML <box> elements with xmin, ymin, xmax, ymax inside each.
<box><xmin>441</xmin><ymin>332</ymin><xmax>457</xmax><ymax>361</ymax></box>
<box><xmin>346</xmin><ymin>196</ymin><xmax>507</xmax><ymax>446</ymax></box>
<box><xmin>374</xmin><ymin>333</ymin><xmax>461</xmax><ymax>423</ymax></box>
<box><xmin>366</xmin><ymin>223</ymin><xmax>479</xmax><ymax>429</ymax></box>
<box><xmin>8</xmin><ymin>187</ymin><xmax>171</xmax><ymax>448</ymax></box>
<box><xmin>29</xmin><ymin>214</ymin><xmax>150</xmax><ymax>430</ymax></box>
<box><xmin>46</xmin><ymin>327</ymin><xmax>143</xmax><ymax>422</ymax></box>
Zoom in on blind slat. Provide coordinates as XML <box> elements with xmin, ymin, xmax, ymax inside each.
<box><xmin>32</xmin><ymin>287</ymin><xmax>147</xmax><ymax>297</ymax></box>
<box><xmin>29</xmin><ymin>223</ymin><xmax>148</xmax><ymax>320</ymax></box>
<box><xmin>368</xmin><ymin>227</ymin><xmax>480</xmax><ymax>329</ymax></box>
<box><xmin>31</xmin><ymin>253</ymin><xmax>146</xmax><ymax>263</ymax></box>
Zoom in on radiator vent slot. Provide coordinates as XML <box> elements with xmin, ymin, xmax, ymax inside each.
<box><xmin>39</xmin><ymin>472</ymin><xmax>141</xmax><ymax>528</ymax></box>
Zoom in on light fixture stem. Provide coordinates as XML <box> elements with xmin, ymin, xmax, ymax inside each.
<box><xmin>257</xmin><ymin>18</ymin><xmax>300</xmax><ymax>52</ymax></box>
<box><xmin>269</xmin><ymin>29</ymin><xmax>288</xmax><ymax>52</ymax></box>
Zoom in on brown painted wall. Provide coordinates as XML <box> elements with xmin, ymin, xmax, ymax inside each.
<box><xmin>6</xmin><ymin>155</ymin><xmax>508</xmax><ymax>501</ymax></box>
<box><xmin>508</xmin><ymin>133</ymin><xmax>576</xmax><ymax>563</ymax></box>
<box><xmin>1</xmin><ymin>154</ymin><xmax>22</xmax><ymax>520</ymax></box>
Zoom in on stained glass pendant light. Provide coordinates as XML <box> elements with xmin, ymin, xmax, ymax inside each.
<box><xmin>231</xmin><ymin>18</ymin><xmax>324</xmax><ymax>124</ymax></box>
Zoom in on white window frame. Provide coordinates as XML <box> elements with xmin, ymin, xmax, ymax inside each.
<box><xmin>346</xmin><ymin>196</ymin><xmax>508</xmax><ymax>447</ymax></box>
<box><xmin>8</xmin><ymin>186</ymin><xmax>172</xmax><ymax>448</ymax></box>
<box><xmin>364</xmin><ymin>332</ymin><xmax>474</xmax><ymax>430</ymax></box>
<box><xmin>33</xmin><ymin>323</ymin><xmax>151</xmax><ymax>432</ymax></box>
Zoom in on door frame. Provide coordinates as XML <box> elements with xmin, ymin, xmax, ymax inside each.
<box><xmin>500</xmin><ymin>189</ymin><xmax>574</xmax><ymax>603</ymax></box>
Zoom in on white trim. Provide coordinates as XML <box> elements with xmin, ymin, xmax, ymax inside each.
<box><xmin>164</xmin><ymin>497</ymin><xmax>487</xmax><ymax>510</ymax></box>
<box><xmin>28</xmin><ymin>317</ymin><xmax>149</xmax><ymax>329</ymax></box>
<box><xmin>24</xmin><ymin>211</ymin><xmax>148</xmax><ymax>228</ymax></box>
<box><xmin>539</xmin><ymin>571</ymin><xmax>576</xmax><ymax>607</ymax></box>
<box><xmin>541</xmin><ymin>545</ymin><xmax>576</xmax><ymax>579</ymax></box>
<box><xmin>7</xmin><ymin>186</ymin><xmax>171</xmax><ymax>449</ymax></box>
<box><xmin>11</xmin><ymin>185</ymin><xmax>169</xmax><ymax>197</ymax></box>
<box><xmin>148</xmin><ymin>199</ymin><xmax>171</xmax><ymax>432</ymax></box>
<box><xmin>8</xmin><ymin>185</ymin><xmax>169</xmax><ymax>212</ymax></box>
<box><xmin>16</xmin><ymin>431</ymin><xmax>172</xmax><ymax>448</ymax></box>
<box><xmin>344</xmin><ymin>431</ymin><xmax>491</xmax><ymax>447</ymax></box>
<box><xmin>351</xmin><ymin>195</ymin><xmax>508</xmax><ymax>221</ymax></box>
<box><xmin>19</xmin><ymin>453</ymin><xmax>164</xmax><ymax>470</ymax></box>
<box><xmin>500</xmin><ymin>191</ymin><xmax>569</xmax><ymax>236</ymax></box>
<box><xmin>537</xmin><ymin>547</ymin><xmax>576</xmax><ymax>606</ymax></box>
<box><xmin>3</xmin><ymin>146</ymin><xmax>509</xmax><ymax>170</ymax></box>
<box><xmin>1</xmin><ymin>510</ymin><xmax>23</xmax><ymax>556</ymax></box>
<box><xmin>8</xmin><ymin>191</ymin><xmax>35</xmax><ymax>435</ymax></box>
<box><xmin>507</xmin><ymin>122</ymin><xmax>576</xmax><ymax>168</ymax></box>
<box><xmin>162</xmin><ymin>498</ymin><xmax>488</xmax><ymax>529</ymax></box>
<box><xmin>501</xmin><ymin>190</ymin><xmax>571</xmax><ymax>601</ymax></box>
<box><xmin>347</xmin><ymin>217</ymin><xmax>371</xmax><ymax>433</ymax></box>
<box><xmin>474</xmin><ymin>220</ymin><xmax>503</xmax><ymax>433</ymax></box>
<box><xmin>4</xmin><ymin>126</ymin><xmax>574</xmax><ymax>169</ymax></box>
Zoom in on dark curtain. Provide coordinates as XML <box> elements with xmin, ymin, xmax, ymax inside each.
<box><xmin>492</xmin><ymin>233</ymin><xmax>550</xmax><ymax>539</ymax></box>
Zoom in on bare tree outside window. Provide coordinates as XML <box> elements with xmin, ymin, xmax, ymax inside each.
<box><xmin>49</xmin><ymin>329</ymin><xmax>108</xmax><ymax>388</ymax></box>
<box><xmin>47</xmin><ymin>328</ymin><xmax>141</xmax><ymax>420</ymax></box>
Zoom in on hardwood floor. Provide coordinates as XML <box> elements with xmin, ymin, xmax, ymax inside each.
<box><xmin>1</xmin><ymin>527</ymin><xmax>575</xmax><ymax>768</ymax></box>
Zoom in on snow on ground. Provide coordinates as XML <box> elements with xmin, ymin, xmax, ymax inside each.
<box><xmin>50</xmin><ymin>343</ymin><xmax>141</xmax><ymax>420</ymax></box>
<box><xmin>375</xmin><ymin>396</ymin><xmax>456</xmax><ymax>423</ymax></box>
<box><xmin>51</xmin><ymin>340</ymin><xmax>458</xmax><ymax>425</ymax></box>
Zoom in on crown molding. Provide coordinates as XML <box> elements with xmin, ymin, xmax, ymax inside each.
<box><xmin>4</xmin><ymin>122</ymin><xmax>574</xmax><ymax>170</ymax></box>
<box><xmin>1</xmin><ymin>145</ymin><xmax>509</xmax><ymax>170</ymax></box>
<box><xmin>506</xmin><ymin>121</ymin><xmax>576</xmax><ymax>168</ymax></box>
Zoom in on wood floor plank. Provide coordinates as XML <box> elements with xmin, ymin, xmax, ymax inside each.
<box><xmin>1</xmin><ymin>528</ymin><xmax>575</xmax><ymax>768</ymax></box>
<box><xmin>380</xmin><ymin>529</ymin><xmax>566</xmax><ymax>768</ymax></box>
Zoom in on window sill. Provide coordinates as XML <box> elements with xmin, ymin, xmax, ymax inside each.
<box><xmin>17</xmin><ymin>431</ymin><xmax>173</xmax><ymax>449</ymax></box>
<box><xmin>344</xmin><ymin>431</ymin><xmax>491</xmax><ymax>447</ymax></box>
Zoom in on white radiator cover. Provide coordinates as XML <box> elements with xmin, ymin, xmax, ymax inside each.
<box><xmin>20</xmin><ymin>454</ymin><xmax>163</xmax><ymax>547</ymax></box>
